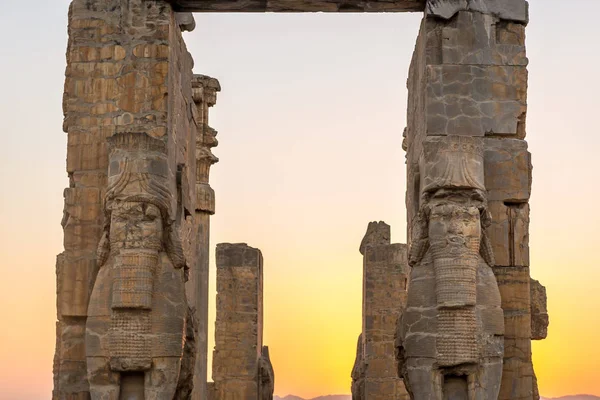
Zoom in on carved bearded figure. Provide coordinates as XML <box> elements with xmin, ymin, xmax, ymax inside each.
<box><xmin>397</xmin><ymin>136</ymin><xmax>504</xmax><ymax>400</ymax></box>
<box><xmin>86</xmin><ymin>132</ymin><xmax>188</xmax><ymax>399</ymax></box>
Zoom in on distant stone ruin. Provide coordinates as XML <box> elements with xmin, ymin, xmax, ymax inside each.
<box><xmin>54</xmin><ymin>1</ymin><xmax>547</xmax><ymax>399</ymax></box>
<box><xmin>210</xmin><ymin>243</ymin><xmax>275</xmax><ymax>400</ymax></box>
<box><xmin>352</xmin><ymin>222</ymin><xmax>409</xmax><ymax>400</ymax></box>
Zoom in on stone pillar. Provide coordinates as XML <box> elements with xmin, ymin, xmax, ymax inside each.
<box><xmin>352</xmin><ymin>222</ymin><xmax>409</xmax><ymax>400</ymax></box>
<box><xmin>402</xmin><ymin>1</ymin><xmax>548</xmax><ymax>399</ymax></box>
<box><xmin>54</xmin><ymin>1</ymin><xmax>200</xmax><ymax>398</ymax></box>
<box><xmin>189</xmin><ymin>74</ymin><xmax>221</xmax><ymax>399</ymax></box>
<box><xmin>212</xmin><ymin>243</ymin><xmax>271</xmax><ymax>400</ymax></box>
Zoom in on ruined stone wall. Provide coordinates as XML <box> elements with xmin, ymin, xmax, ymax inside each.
<box><xmin>352</xmin><ymin>222</ymin><xmax>409</xmax><ymax>400</ymax></box>
<box><xmin>212</xmin><ymin>243</ymin><xmax>265</xmax><ymax>399</ymax></box>
<box><xmin>54</xmin><ymin>1</ymin><xmax>203</xmax><ymax>397</ymax></box>
<box><xmin>403</xmin><ymin>2</ymin><xmax>547</xmax><ymax>399</ymax></box>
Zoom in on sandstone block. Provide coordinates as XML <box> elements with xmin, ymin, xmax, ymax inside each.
<box><xmin>504</xmin><ymin>337</ymin><xmax>531</xmax><ymax>360</ymax></box>
<box><xmin>57</xmin><ymin>255</ymin><xmax>98</xmax><ymax>318</ymax></box>
<box><xmin>530</xmin><ymin>278</ymin><xmax>549</xmax><ymax>340</ymax></box>
<box><xmin>196</xmin><ymin>183</ymin><xmax>215</xmax><ymax>214</ymax></box>
<box><xmin>168</xmin><ymin>0</ymin><xmax>426</xmax><ymax>12</ymax></box>
<box><xmin>426</xmin><ymin>65</ymin><xmax>527</xmax><ymax>137</ymax></box>
<box><xmin>493</xmin><ymin>266</ymin><xmax>531</xmax><ymax>312</ymax></box>
<box><xmin>487</xmin><ymin>201</ymin><xmax>530</xmax><ymax>267</ymax></box>
<box><xmin>499</xmin><ymin>358</ymin><xmax>534</xmax><ymax>400</ymax></box>
<box><xmin>485</xmin><ymin>138</ymin><xmax>531</xmax><ymax>201</ymax></box>
<box><xmin>213</xmin><ymin>243</ymin><xmax>268</xmax><ymax>400</ymax></box>
<box><xmin>439</xmin><ymin>11</ymin><xmax>527</xmax><ymax>66</ymax></box>
<box><xmin>426</xmin><ymin>0</ymin><xmax>528</xmax><ymax>23</ymax></box>
<box><xmin>420</xmin><ymin>135</ymin><xmax>486</xmax><ymax>192</ymax></box>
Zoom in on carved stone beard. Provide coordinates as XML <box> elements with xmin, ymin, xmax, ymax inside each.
<box><xmin>428</xmin><ymin>203</ymin><xmax>481</xmax><ymax>308</ymax></box>
<box><xmin>427</xmin><ymin>201</ymin><xmax>482</xmax><ymax>367</ymax></box>
<box><xmin>107</xmin><ymin>201</ymin><xmax>163</xmax><ymax>372</ymax></box>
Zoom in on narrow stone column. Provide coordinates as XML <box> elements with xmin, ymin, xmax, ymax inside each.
<box><xmin>212</xmin><ymin>243</ymin><xmax>271</xmax><ymax>400</ymax></box>
<box><xmin>352</xmin><ymin>222</ymin><xmax>409</xmax><ymax>400</ymax></box>
<box><xmin>189</xmin><ymin>74</ymin><xmax>221</xmax><ymax>399</ymax></box>
<box><xmin>402</xmin><ymin>1</ymin><xmax>548</xmax><ymax>399</ymax></box>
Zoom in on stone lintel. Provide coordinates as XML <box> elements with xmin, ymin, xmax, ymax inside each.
<box><xmin>167</xmin><ymin>0</ymin><xmax>425</xmax><ymax>12</ymax></box>
<box><xmin>426</xmin><ymin>0</ymin><xmax>529</xmax><ymax>24</ymax></box>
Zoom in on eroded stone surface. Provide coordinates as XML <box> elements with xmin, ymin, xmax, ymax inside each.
<box><xmin>55</xmin><ymin>1</ymin><xmax>205</xmax><ymax>397</ymax></box>
<box><xmin>258</xmin><ymin>346</ymin><xmax>275</xmax><ymax>400</ymax></box>
<box><xmin>85</xmin><ymin>132</ymin><xmax>189</xmax><ymax>399</ymax></box>
<box><xmin>351</xmin><ymin>334</ymin><xmax>366</xmax><ymax>400</ymax></box>
<box><xmin>426</xmin><ymin>0</ymin><xmax>528</xmax><ymax>23</ymax></box>
<box><xmin>530</xmin><ymin>279</ymin><xmax>549</xmax><ymax>340</ymax></box>
<box><xmin>212</xmin><ymin>243</ymin><xmax>275</xmax><ymax>400</ymax></box>
<box><xmin>426</xmin><ymin>64</ymin><xmax>527</xmax><ymax>137</ymax></box>
<box><xmin>399</xmin><ymin>136</ymin><xmax>504</xmax><ymax>400</ymax></box>
<box><xmin>353</xmin><ymin>222</ymin><xmax>409</xmax><ymax>399</ymax></box>
<box><xmin>402</xmin><ymin>7</ymin><xmax>546</xmax><ymax>399</ymax></box>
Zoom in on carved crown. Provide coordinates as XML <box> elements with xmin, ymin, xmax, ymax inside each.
<box><xmin>105</xmin><ymin>132</ymin><xmax>173</xmax><ymax>219</ymax></box>
<box><xmin>419</xmin><ymin>135</ymin><xmax>486</xmax><ymax>195</ymax></box>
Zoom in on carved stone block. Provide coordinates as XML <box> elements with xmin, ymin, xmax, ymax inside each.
<box><xmin>426</xmin><ymin>0</ymin><xmax>528</xmax><ymax>23</ymax></box>
<box><xmin>485</xmin><ymin>138</ymin><xmax>531</xmax><ymax>201</ymax></box>
<box><xmin>420</xmin><ymin>135</ymin><xmax>486</xmax><ymax>193</ymax></box>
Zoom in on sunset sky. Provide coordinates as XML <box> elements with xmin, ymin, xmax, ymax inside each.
<box><xmin>1</xmin><ymin>0</ymin><xmax>599</xmax><ymax>399</ymax></box>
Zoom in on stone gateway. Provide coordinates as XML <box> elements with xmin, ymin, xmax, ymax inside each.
<box><xmin>53</xmin><ymin>1</ymin><xmax>547</xmax><ymax>399</ymax></box>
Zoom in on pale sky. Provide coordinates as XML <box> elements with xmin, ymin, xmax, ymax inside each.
<box><xmin>1</xmin><ymin>0</ymin><xmax>599</xmax><ymax>399</ymax></box>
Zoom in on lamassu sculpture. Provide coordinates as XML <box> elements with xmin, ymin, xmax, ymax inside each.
<box><xmin>397</xmin><ymin>136</ymin><xmax>505</xmax><ymax>400</ymax></box>
<box><xmin>85</xmin><ymin>132</ymin><xmax>190</xmax><ymax>399</ymax></box>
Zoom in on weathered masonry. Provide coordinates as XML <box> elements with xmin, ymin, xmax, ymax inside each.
<box><xmin>210</xmin><ymin>244</ymin><xmax>275</xmax><ymax>400</ymax></box>
<box><xmin>54</xmin><ymin>1</ymin><xmax>221</xmax><ymax>399</ymax></box>
<box><xmin>398</xmin><ymin>1</ymin><xmax>548</xmax><ymax>399</ymax></box>
<box><xmin>352</xmin><ymin>222</ymin><xmax>409</xmax><ymax>400</ymax></box>
<box><xmin>54</xmin><ymin>1</ymin><xmax>547</xmax><ymax>399</ymax></box>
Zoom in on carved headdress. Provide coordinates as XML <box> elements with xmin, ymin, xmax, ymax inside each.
<box><xmin>410</xmin><ymin>135</ymin><xmax>494</xmax><ymax>266</ymax></box>
<box><xmin>97</xmin><ymin>132</ymin><xmax>184</xmax><ymax>268</ymax></box>
<box><xmin>105</xmin><ymin>132</ymin><xmax>172</xmax><ymax>217</ymax></box>
<box><xmin>420</xmin><ymin>135</ymin><xmax>486</xmax><ymax>196</ymax></box>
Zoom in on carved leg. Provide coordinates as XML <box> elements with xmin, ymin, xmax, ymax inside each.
<box><xmin>87</xmin><ymin>357</ymin><xmax>120</xmax><ymax>400</ymax></box>
<box><xmin>473</xmin><ymin>361</ymin><xmax>503</xmax><ymax>400</ymax></box>
<box><xmin>405</xmin><ymin>359</ymin><xmax>442</xmax><ymax>400</ymax></box>
<box><xmin>144</xmin><ymin>357</ymin><xmax>181</xmax><ymax>400</ymax></box>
